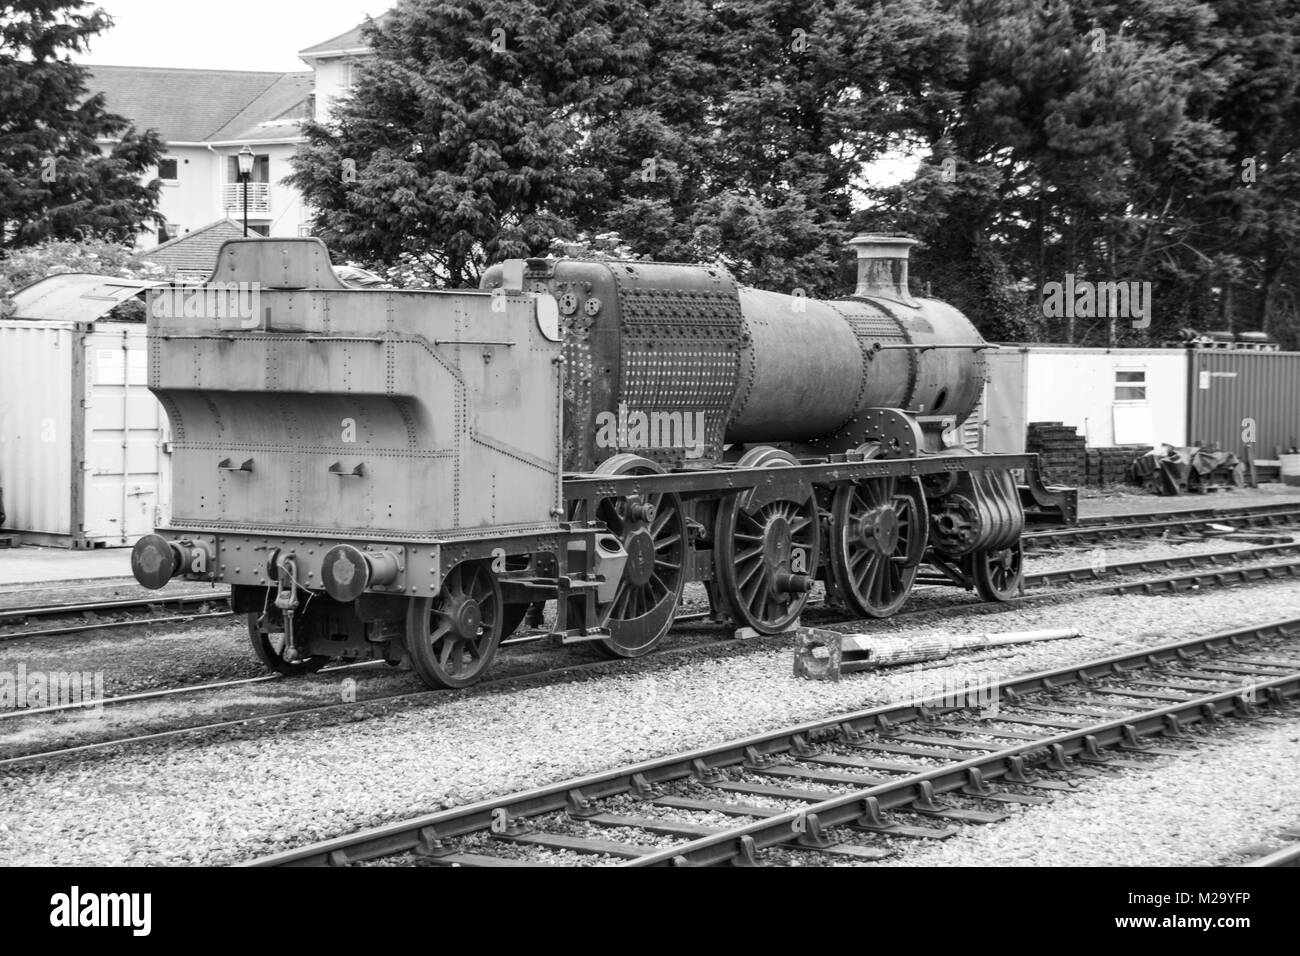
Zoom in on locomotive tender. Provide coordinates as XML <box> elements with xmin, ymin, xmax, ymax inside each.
<box><xmin>130</xmin><ymin>236</ymin><xmax>1075</xmax><ymax>688</ymax></box>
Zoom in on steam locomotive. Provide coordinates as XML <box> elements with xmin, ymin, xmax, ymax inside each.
<box><xmin>130</xmin><ymin>235</ymin><xmax>1074</xmax><ymax>688</ymax></box>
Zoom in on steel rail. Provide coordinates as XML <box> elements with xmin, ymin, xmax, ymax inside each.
<box><xmin>1244</xmin><ymin>843</ymin><xmax>1300</xmax><ymax>867</ymax></box>
<box><xmin>0</xmin><ymin>610</ymin><xmax>234</xmax><ymax>642</ymax></box>
<box><xmin>1069</xmin><ymin>503</ymin><xmax>1300</xmax><ymax>529</ymax></box>
<box><xmin>0</xmin><ymin>659</ymin><xmax>393</xmax><ymax>721</ymax></box>
<box><xmin>242</xmin><ymin>616</ymin><xmax>1300</xmax><ymax>867</ymax></box>
<box><xmin>0</xmin><ymin>592</ymin><xmax>230</xmax><ymax>623</ymax></box>
<box><xmin>0</xmin><ymin>631</ymin><xmax>750</xmax><ymax>769</ymax></box>
<box><xmin>1025</xmin><ymin>555</ymin><xmax>1300</xmax><ymax>596</ymax></box>
<box><xmin>1024</xmin><ymin>541</ymin><xmax>1300</xmax><ymax>588</ymax></box>
<box><xmin>1026</xmin><ymin>507</ymin><xmax>1300</xmax><ymax>549</ymax></box>
<box><xmin>0</xmin><ymin>608</ymin><xmax>717</xmax><ymax>721</ymax></box>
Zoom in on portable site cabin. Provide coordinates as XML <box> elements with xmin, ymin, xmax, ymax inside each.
<box><xmin>979</xmin><ymin>345</ymin><xmax>1300</xmax><ymax>464</ymax></box>
<box><xmin>981</xmin><ymin>347</ymin><xmax>1190</xmax><ymax>453</ymax></box>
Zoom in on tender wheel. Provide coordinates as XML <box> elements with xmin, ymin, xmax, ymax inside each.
<box><xmin>404</xmin><ymin>561</ymin><xmax>503</xmax><ymax>689</ymax></box>
<box><xmin>246</xmin><ymin>612</ymin><xmax>330</xmax><ymax>676</ymax></box>
<box><xmin>829</xmin><ymin>476</ymin><xmax>928</xmax><ymax>618</ymax></box>
<box><xmin>971</xmin><ymin>542</ymin><xmax>1024</xmax><ymax>601</ymax></box>
<box><xmin>714</xmin><ymin>447</ymin><xmax>820</xmax><ymax>633</ymax></box>
<box><xmin>577</xmin><ymin>454</ymin><xmax>686</xmax><ymax>659</ymax></box>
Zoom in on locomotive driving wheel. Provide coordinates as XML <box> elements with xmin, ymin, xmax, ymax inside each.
<box><xmin>576</xmin><ymin>454</ymin><xmax>686</xmax><ymax>659</ymax></box>
<box><xmin>246</xmin><ymin>612</ymin><xmax>331</xmax><ymax>676</ymax></box>
<box><xmin>970</xmin><ymin>541</ymin><xmax>1024</xmax><ymax>602</ymax></box>
<box><xmin>405</xmin><ymin>560</ymin><xmax>503</xmax><ymax>689</ymax></box>
<box><xmin>829</xmin><ymin>474</ymin><xmax>928</xmax><ymax>618</ymax></box>
<box><xmin>714</xmin><ymin>447</ymin><xmax>820</xmax><ymax>634</ymax></box>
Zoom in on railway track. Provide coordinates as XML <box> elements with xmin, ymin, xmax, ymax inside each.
<box><xmin>0</xmin><ymin>592</ymin><xmax>233</xmax><ymax>641</ymax></box>
<box><xmin>244</xmin><ymin>617</ymin><xmax>1300</xmax><ymax>867</ymax></box>
<box><xmin>1022</xmin><ymin>540</ymin><xmax>1300</xmax><ymax>587</ymax></box>
<box><xmin>5</xmin><ymin>552</ymin><xmax>1300</xmax><ymax>768</ymax></box>
<box><xmin>1026</xmin><ymin>503</ymin><xmax>1300</xmax><ymax>549</ymax></box>
<box><xmin>8</xmin><ymin>545</ymin><xmax>1299</xmax><ymax>724</ymax></box>
<box><xmin>0</xmin><ymin>502</ymin><xmax>1292</xmax><ymax>644</ymax></box>
<box><xmin>1069</xmin><ymin>502</ymin><xmax>1299</xmax><ymax>528</ymax></box>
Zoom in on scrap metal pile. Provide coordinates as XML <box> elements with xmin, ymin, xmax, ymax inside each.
<box><xmin>1129</xmin><ymin>444</ymin><xmax>1246</xmax><ymax>495</ymax></box>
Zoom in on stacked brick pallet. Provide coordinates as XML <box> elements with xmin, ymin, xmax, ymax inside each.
<box><xmin>1027</xmin><ymin>423</ymin><xmax>1155</xmax><ymax>487</ymax></box>
<box><xmin>1026</xmin><ymin>422</ymin><xmax>1086</xmax><ymax>486</ymax></box>
<box><xmin>1086</xmin><ymin>445</ymin><xmax>1153</xmax><ymax>486</ymax></box>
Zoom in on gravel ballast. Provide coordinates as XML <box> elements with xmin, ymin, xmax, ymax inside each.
<box><xmin>877</xmin><ymin>718</ymin><xmax>1300</xmax><ymax>867</ymax></box>
<box><xmin>3</xmin><ymin>579</ymin><xmax>1300</xmax><ymax>866</ymax></box>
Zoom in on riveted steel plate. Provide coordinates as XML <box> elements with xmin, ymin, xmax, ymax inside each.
<box><xmin>614</xmin><ymin>281</ymin><xmax>745</xmax><ymax>462</ymax></box>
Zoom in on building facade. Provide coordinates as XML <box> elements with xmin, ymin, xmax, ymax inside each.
<box><xmin>87</xmin><ymin>66</ymin><xmax>316</xmax><ymax>245</ymax></box>
<box><xmin>85</xmin><ymin>16</ymin><xmax>381</xmax><ymax>252</ymax></box>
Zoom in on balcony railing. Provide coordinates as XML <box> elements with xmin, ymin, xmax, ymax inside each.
<box><xmin>222</xmin><ymin>182</ymin><xmax>271</xmax><ymax>218</ymax></box>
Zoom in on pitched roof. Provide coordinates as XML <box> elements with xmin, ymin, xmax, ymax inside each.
<box><xmin>208</xmin><ymin>72</ymin><xmax>315</xmax><ymax>140</ymax></box>
<box><xmin>299</xmin><ymin>22</ymin><xmax>369</xmax><ymax>57</ymax></box>
<box><xmin>299</xmin><ymin>13</ymin><xmax>391</xmax><ymax>58</ymax></box>
<box><xmin>136</xmin><ymin>219</ymin><xmax>246</xmax><ymax>277</ymax></box>
<box><xmin>84</xmin><ymin>65</ymin><xmax>311</xmax><ymax>143</ymax></box>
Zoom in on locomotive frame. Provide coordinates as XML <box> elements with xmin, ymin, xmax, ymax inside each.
<box><xmin>130</xmin><ymin>236</ymin><xmax>1076</xmax><ymax>690</ymax></box>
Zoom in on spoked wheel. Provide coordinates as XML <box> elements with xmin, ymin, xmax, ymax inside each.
<box><xmin>714</xmin><ymin>447</ymin><xmax>820</xmax><ymax>633</ymax></box>
<box><xmin>246</xmin><ymin>612</ymin><xmax>331</xmax><ymax>676</ymax></box>
<box><xmin>575</xmin><ymin>454</ymin><xmax>686</xmax><ymax>659</ymax></box>
<box><xmin>829</xmin><ymin>475</ymin><xmax>928</xmax><ymax>618</ymax></box>
<box><xmin>970</xmin><ymin>542</ymin><xmax>1024</xmax><ymax>602</ymax></box>
<box><xmin>404</xmin><ymin>560</ymin><xmax>503</xmax><ymax>689</ymax></box>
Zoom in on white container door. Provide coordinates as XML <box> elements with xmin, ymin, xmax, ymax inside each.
<box><xmin>0</xmin><ymin>322</ymin><xmax>76</xmax><ymax>536</ymax></box>
<box><xmin>82</xmin><ymin>327</ymin><xmax>166</xmax><ymax>544</ymax></box>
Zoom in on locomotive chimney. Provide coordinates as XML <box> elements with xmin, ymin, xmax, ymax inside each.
<box><xmin>849</xmin><ymin>234</ymin><xmax>919</xmax><ymax>304</ymax></box>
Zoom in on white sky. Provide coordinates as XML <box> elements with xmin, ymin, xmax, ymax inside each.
<box><xmin>73</xmin><ymin>0</ymin><xmax>381</xmax><ymax>71</ymax></box>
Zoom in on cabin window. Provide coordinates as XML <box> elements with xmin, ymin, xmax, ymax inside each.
<box><xmin>1114</xmin><ymin>369</ymin><xmax>1147</xmax><ymax>402</ymax></box>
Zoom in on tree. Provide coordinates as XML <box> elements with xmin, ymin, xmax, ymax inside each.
<box><xmin>291</xmin><ymin>0</ymin><xmax>1300</xmax><ymax>344</ymax></box>
<box><xmin>289</xmin><ymin>0</ymin><xmax>653</xmax><ymax>287</ymax></box>
<box><xmin>575</xmin><ymin>0</ymin><xmax>968</xmax><ymax>295</ymax></box>
<box><xmin>291</xmin><ymin>0</ymin><xmax>967</xmax><ymax>293</ymax></box>
<box><xmin>866</xmin><ymin>0</ymin><xmax>1201</xmax><ymax>342</ymax></box>
<box><xmin>0</xmin><ymin>0</ymin><xmax>165</xmax><ymax>250</ymax></box>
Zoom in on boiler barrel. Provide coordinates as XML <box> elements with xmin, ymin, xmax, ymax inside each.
<box><xmin>725</xmin><ymin>288</ymin><xmax>862</xmax><ymax>441</ymax></box>
<box><xmin>725</xmin><ymin>288</ymin><xmax>987</xmax><ymax>444</ymax></box>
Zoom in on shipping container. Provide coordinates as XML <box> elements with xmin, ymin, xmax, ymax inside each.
<box><xmin>1187</xmin><ymin>350</ymin><xmax>1300</xmax><ymax>458</ymax></box>
<box><xmin>0</xmin><ymin>320</ymin><xmax>171</xmax><ymax>547</ymax></box>
<box><xmin>980</xmin><ymin>346</ymin><xmax>1188</xmax><ymax>452</ymax></box>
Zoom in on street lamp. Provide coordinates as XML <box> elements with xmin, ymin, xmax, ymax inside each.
<box><xmin>236</xmin><ymin>145</ymin><xmax>254</xmax><ymax>237</ymax></box>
